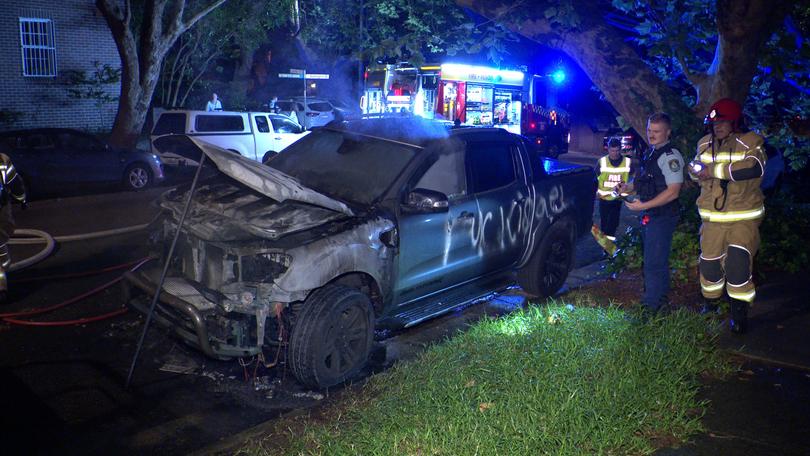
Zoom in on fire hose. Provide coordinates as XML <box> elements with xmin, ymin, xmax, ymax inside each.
<box><xmin>8</xmin><ymin>220</ymin><xmax>155</xmax><ymax>272</ymax></box>
<box><xmin>0</xmin><ymin>256</ymin><xmax>153</xmax><ymax>326</ymax></box>
<box><xmin>2</xmin><ymin>219</ymin><xmax>158</xmax><ymax>325</ymax></box>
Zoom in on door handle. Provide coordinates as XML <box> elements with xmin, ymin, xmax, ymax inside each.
<box><xmin>274</xmin><ymin>137</ymin><xmax>282</xmax><ymax>140</ymax></box>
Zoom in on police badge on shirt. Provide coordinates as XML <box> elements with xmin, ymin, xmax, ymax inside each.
<box><xmin>668</xmin><ymin>159</ymin><xmax>681</xmax><ymax>172</ymax></box>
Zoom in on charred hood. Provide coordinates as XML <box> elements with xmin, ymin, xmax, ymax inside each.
<box><xmin>161</xmin><ymin>178</ymin><xmax>348</xmax><ymax>241</ymax></box>
<box><xmin>159</xmin><ymin>138</ymin><xmax>357</xmax><ymax>241</ymax></box>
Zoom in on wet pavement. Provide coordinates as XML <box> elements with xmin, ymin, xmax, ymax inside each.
<box><xmin>656</xmin><ymin>274</ymin><xmax>810</xmax><ymax>456</ymax></box>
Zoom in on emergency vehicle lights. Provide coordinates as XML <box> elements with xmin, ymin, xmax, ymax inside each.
<box><xmin>439</xmin><ymin>64</ymin><xmax>524</xmax><ymax>86</ymax></box>
<box><xmin>551</xmin><ymin>69</ymin><xmax>567</xmax><ymax>85</ymax></box>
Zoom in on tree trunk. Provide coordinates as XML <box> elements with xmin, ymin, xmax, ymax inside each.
<box><xmin>694</xmin><ymin>0</ymin><xmax>789</xmax><ymax>115</ymax></box>
<box><xmin>97</xmin><ymin>0</ymin><xmax>227</xmax><ymax>148</ymax></box>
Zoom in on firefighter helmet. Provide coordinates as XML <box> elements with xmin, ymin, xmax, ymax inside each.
<box><xmin>704</xmin><ymin>98</ymin><xmax>743</xmax><ymax>128</ymax></box>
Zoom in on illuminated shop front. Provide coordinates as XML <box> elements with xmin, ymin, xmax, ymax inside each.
<box><xmin>362</xmin><ymin>63</ymin><xmax>525</xmax><ymax>134</ymax></box>
<box><xmin>435</xmin><ymin>64</ymin><xmax>524</xmax><ymax>134</ymax></box>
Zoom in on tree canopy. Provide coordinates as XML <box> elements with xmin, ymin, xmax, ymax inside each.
<box><xmin>98</xmin><ymin>0</ymin><xmax>808</xmax><ymax>169</ymax></box>
<box><xmin>458</xmin><ymin>0</ymin><xmax>807</xmax><ymax>165</ymax></box>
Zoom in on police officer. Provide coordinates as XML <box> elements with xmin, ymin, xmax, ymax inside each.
<box><xmin>0</xmin><ymin>152</ymin><xmax>27</xmax><ymax>302</ymax></box>
<box><xmin>596</xmin><ymin>137</ymin><xmax>633</xmax><ymax>242</ymax></box>
<box><xmin>690</xmin><ymin>98</ymin><xmax>766</xmax><ymax>334</ymax></box>
<box><xmin>618</xmin><ymin>113</ymin><xmax>684</xmax><ymax>313</ymax></box>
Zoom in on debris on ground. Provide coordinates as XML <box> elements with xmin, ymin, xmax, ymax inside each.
<box><xmin>158</xmin><ymin>346</ymin><xmax>200</xmax><ymax>374</ymax></box>
<box><xmin>293</xmin><ymin>391</ymin><xmax>325</xmax><ymax>401</ymax></box>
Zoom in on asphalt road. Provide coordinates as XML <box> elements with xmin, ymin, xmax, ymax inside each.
<box><xmin>0</xmin><ymin>153</ymin><xmax>622</xmax><ymax>455</ymax></box>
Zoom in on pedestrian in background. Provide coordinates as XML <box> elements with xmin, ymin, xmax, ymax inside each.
<box><xmin>595</xmin><ymin>137</ymin><xmax>634</xmax><ymax>242</ymax></box>
<box><xmin>0</xmin><ymin>153</ymin><xmax>27</xmax><ymax>302</ymax></box>
<box><xmin>617</xmin><ymin>113</ymin><xmax>684</xmax><ymax>314</ymax></box>
<box><xmin>689</xmin><ymin>98</ymin><xmax>766</xmax><ymax>334</ymax></box>
<box><xmin>206</xmin><ymin>93</ymin><xmax>222</xmax><ymax>111</ymax></box>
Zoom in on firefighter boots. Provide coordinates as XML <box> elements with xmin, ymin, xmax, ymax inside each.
<box><xmin>729</xmin><ymin>299</ymin><xmax>748</xmax><ymax>334</ymax></box>
<box><xmin>700</xmin><ymin>297</ymin><xmax>724</xmax><ymax>315</ymax></box>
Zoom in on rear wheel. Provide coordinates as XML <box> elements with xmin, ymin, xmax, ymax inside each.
<box><xmin>123</xmin><ymin>163</ymin><xmax>151</xmax><ymax>191</ymax></box>
<box><xmin>517</xmin><ymin>220</ymin><xmax>574</xmax><ymax>297</ymax></box>
<box><xmin>289</xmin><ymin>284</ymin><xmax>374</xmax><ymax>389</ymax></box>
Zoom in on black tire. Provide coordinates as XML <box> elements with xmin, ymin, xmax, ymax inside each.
<box><xmin>289</xmin><ymin>284</ymin><xmax>374</xmax><ymax>389</ymax></box>
<box><xmin>517</xmin><ymin>219</ymin><xmax>575</xmax><ymax>297</ymax></box>
<box><xmin>262</xmin><ymin>151</ymin><xmax>278</xmax><ymax>163</ymax></box>
<box><xmin>123</xmin><ymin>163</ymin><xmax>152</xmax><ymax>191</ymax></box>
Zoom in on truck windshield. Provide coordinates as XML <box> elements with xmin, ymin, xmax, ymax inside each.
<box><xmin>268</xmin><ymin>130</ymin><xmax>417</xmax><ymax>205</ymax></box>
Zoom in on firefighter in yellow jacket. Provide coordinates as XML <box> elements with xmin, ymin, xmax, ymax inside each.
<box><xmin>596</xmin><ymin>137</ymin><xmax>634</xmax><ymax>242</ymax></box>
<box><xmin>689</xmin><ymin>98</ymin><xmax>766</xmax><ymax>333</ymax></box>
<box><xmin>0</xmin><ymin>152</ymin><xmax>27</xmax><ymax>302</ymax></box>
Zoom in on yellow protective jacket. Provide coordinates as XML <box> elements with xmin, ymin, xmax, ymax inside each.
<box><xmin>595</xmin><ymin>155</ymin><xmax>632</xmax><ymax>200</ymax></box>
<box><xmin>693</xmin><ymin>131</ymin><xmax>766</xmax><ymax>222</ymax></box>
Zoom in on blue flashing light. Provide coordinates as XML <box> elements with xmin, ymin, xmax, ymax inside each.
<box><xmin>551</xmin><ymin>69</ymin><xmax>566</xmax><ymax>85</ymax></box>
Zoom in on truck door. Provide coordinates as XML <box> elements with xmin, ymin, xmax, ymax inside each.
<box><xmin>253</xmin><ymin>115</ymin><xmax>272</xmax><ymax>161</ymax></box>
<box><xmin>269</xmin><ymin>116</ymin><xmax>306</xmax><ymax>151</ymax></box>
<box><xmin>395</xmin><ymin>142</ymin><xmax>484</xmax><ymax>304</ymax></box>
<box><xmin>466</xmin><ymin>139</ymin><xmax>530</xmax><ymax>273</ymax></box>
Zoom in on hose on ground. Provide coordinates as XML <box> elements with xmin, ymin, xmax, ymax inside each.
<box><xmin>7</xmin><ymin>229</ymin><xmax>55</xmax><ymax>272</ymax></box>
<box><xmin>1</xmin><ymin>256</ymin><xmax>153</xmax><ymax>326</ymax></box>
<box><xmin>7</xmin><ymin>215</ymin><xmax>157</xmax><ymax>272</ymax></box>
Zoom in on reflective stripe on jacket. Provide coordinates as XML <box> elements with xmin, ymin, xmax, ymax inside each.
<box><xmin>695</xmin><ymin>132</ymin><xmax>765</xmax><ymax>223</ymax></box>
<box><xmin>596</xmin><ymin>155</ymin><xmax>631</xmax><ymax>200</ymax></box>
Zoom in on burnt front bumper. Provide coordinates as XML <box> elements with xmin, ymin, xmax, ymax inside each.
<box><xmin>123</xmin><ymin>267</ymin><xmax>262</xmax><ymax>359</ymax></box>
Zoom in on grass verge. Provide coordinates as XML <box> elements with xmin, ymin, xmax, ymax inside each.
<box><xmin>244</xmin><ymin>299</ymin><xmax>727</xmax><ymax>455</ymax></box>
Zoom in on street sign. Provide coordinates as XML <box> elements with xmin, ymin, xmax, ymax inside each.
<box><xmin>306</xmin><ymin>73</ymin><xmax>330</xmax><ymax>80</ymax></box>
<box><xmin>290</xmin><ymin>68</ymin><xmax>305</xmax><ymax>74</ymax></box>
<box><xmin>279</xmin><ymin>73</ymin><xmax>304</xmax><ymax>79</ymax></box>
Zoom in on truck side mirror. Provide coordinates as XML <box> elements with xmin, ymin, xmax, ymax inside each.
<box><xmin>404</xmin><ymin>188</ymin><xmax>449</xmax><ymax>213</ymax></box>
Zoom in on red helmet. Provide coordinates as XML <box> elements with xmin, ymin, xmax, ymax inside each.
<box><xmin>705</xmin><ymin>98</ymin><xmax>743</xmax><ymax>128</ymax></box>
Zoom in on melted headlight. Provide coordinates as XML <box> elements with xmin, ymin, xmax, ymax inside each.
<box><xmin>240</xmin><ymin>252</ymin><xmax>291</xmax><ymax>283</ymax></box>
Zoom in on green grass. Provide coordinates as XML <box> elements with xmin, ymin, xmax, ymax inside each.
<box><xmin>246</xmin><ymin>300</ymin><xmax>727</xmax><ymax>455</ymax></box>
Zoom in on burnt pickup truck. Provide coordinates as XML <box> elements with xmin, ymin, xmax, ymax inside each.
<box><xmin>125</xmin><ymin>118</ymin><xmax>594</xmax><ymax>389</ymax></box>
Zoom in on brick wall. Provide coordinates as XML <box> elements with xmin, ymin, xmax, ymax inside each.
<box><xmin>0</xmin><ymin>0</ymin><xmax>120</xmax><ymax>132</ymax></box>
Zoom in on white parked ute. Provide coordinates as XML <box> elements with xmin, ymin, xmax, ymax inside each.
<box><xmin>150</xmin><ymin>110</ymin><xmax>309</xmax><ymax>165</ymax></box>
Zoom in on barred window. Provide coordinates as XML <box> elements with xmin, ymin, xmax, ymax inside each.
<box><xmin>19</xmin><ymin>17</ymin><xmax>57</xmax><ymax>77</ymax></box>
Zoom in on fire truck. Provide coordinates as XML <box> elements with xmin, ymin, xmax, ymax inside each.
<box><xmin>361</xmin><ymin>62</ymin><xmax>570</xmax><ymax>157</ymax></box>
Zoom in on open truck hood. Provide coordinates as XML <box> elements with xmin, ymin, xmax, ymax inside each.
<box><xmin>191</xmin><ymin>137</ymin><xmax>354</xmax><ymax>217</ymax></box>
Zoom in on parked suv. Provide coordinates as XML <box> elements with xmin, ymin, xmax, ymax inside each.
<box><xmin>150</xmin><ymin>110</ymin><xmax>308</xmax><ymax>165</ymax></box>
<box><xmin>274</xmin><ymin>97</ymin><xmax>336</xmax><ymax>129</ymax></box>
<box><xmin>0</xmin><ymin>128</ymin><xmax>163</xmax><ymax>196</ymax></box>
<box><xmin>124</xmin><ymin>118</ymin><xmax>595</xmax><ymax>389</ymax></box>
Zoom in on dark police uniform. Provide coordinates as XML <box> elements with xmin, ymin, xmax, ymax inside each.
<box><xmin>636</xmin><ymin>143</ymin><xmax>684</xmax><ymax>311</ymax></box>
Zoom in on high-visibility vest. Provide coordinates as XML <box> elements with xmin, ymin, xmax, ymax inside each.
<box><xmin>596</xmin><ymin>155</ymin><xmax>631</xmax><ymax>200</ymax></box>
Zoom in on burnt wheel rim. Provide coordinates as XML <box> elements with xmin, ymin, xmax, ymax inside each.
<box><xmin>321</xmin><ymin>303</ymin><xmax>370</xmax><ymax>379</ymax></box>
<box><xmin>542</xmin><ymin>238</ymin><xmax>570</xmax><ymax>289</ymax></box>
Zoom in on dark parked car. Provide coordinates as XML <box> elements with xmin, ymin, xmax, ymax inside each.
<box><xmin>0</xmin><ymin>128</ymin><xmax>164</xmax><ymax>196</ymax></box>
